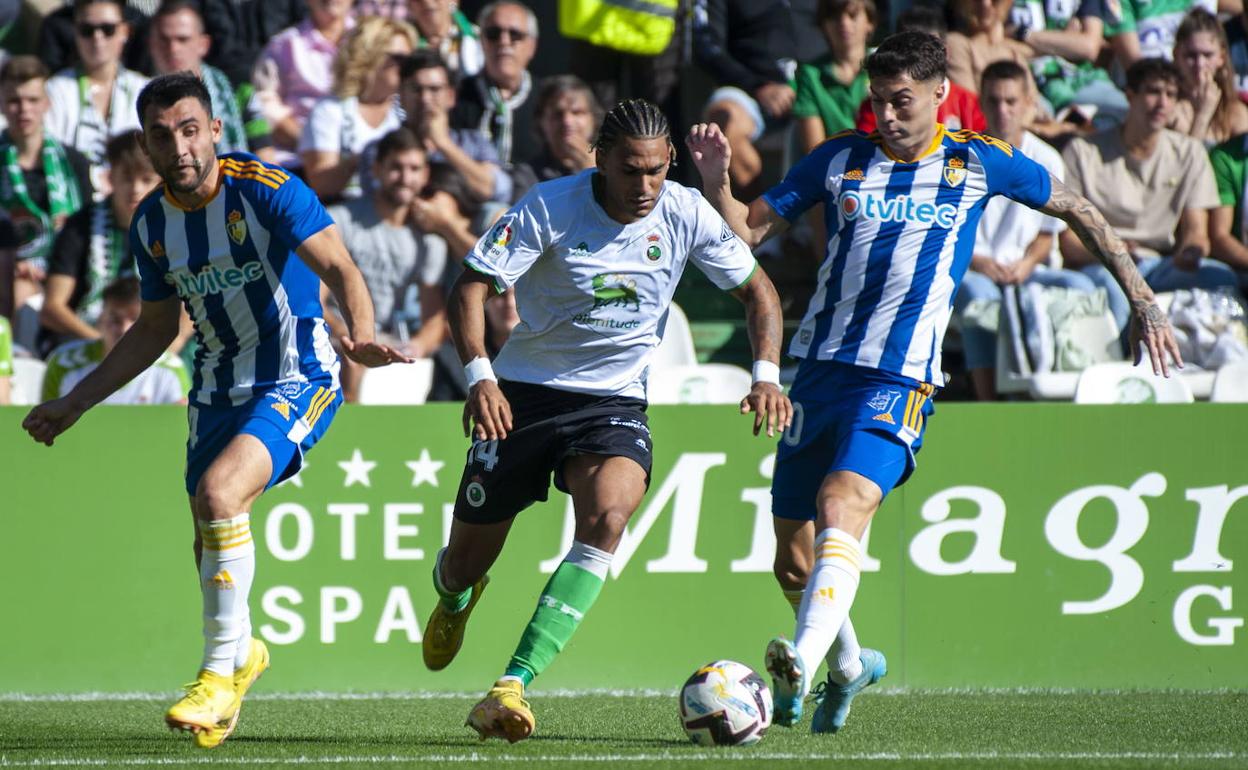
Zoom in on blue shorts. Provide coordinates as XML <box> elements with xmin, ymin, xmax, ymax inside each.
<box><xmin>772</xmin><ymin>359</ymin><xmax>936</xmax><ymax>521</ymax></box>
<box><xmin>185</xmin><ymin>379</ymin><xmax>342</xmax><ymax>496</ymax></box>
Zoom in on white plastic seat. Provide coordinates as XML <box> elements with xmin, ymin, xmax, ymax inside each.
<box><xmin>1210</xmin><ymin>362</ymin><xmax>1248</xmax><ymax>403</ymax></box>
<box><xmin>651</xmin><ymin>302</ymin><xmax>698</xmax><ymax>368</ymax></box>
<box><xmin>11</xmin><ymin>358</ymin><xmax>47</xmax><ymax>406</ymax></box>
<box><xmin>356</xmin><ymin>359</ymin><xmax>434</xmax><ymax>405</ymax></box>
<box><xmin>1073</xmin><ymin>362</ymin><xmax>1194</xmax><ymax>404</ymax></box>
<box><xmin>647</xmin><ymin>363</ymin><xmax>753</xmax><ymax>405</ymax></box>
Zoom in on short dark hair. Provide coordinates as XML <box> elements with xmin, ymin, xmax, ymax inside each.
<box><xmin>74</xmin><ymin>0</ymin><xmax>125</xmax><ymax>19</ymax></box>
<box><xmin>374</xmin><ymin>126</ymin><xmax>426</xmax><ymax>165</ymax></box>
<box><xmin>102</xmin><ymin>275</ymin><xmax>141</xmax><ymax>307</ymax></box>
<box><xmin>399</xmin><ymin>49</ymin><xmax>452</xmax><ymax>84</ymax></box>
<box><xmin>895</xmin><ymin>5</ymin><xmax>947</xmax><ymax>38</ymax></box>
<box><xmin>592</xmin><ymin>98</ymin><xmax>672</xmax><ymax>156</ymax></box>
<box><xmin>980</xmin><ymin>60</ymin><xmax>1030</xmax><ymax>91</ymax></box>
<box><xmin>153</xmin><ymin>0</ymin><xmax>204</xmax><ymax>25</ymax></box>
<box><xmin>0</xmin><ymin>56</ymin><xmax>50</xmax><ymax>91</ymax></box>
<box><xmin>866</xmin><ymin>30</ymin><xmax>947</xmax><ymax>83</ymax></box>
<box><xmin>136</xmin><ymin>72</ymin><xmax>214</xmax><ymax>129</ymax></box>
<box><xmin>105</xmin><ymin>129</ymin><xmax>153</xmax><ymax>174</ymax></box>
<box><xmin>535</xmin><ymin>75</ymin><xmax>603</xmax><ymax>129</ymax></box>
<box><xmin>816</xmin><ymin>0</ymin><xmax>877</xmax><ymax>27</ymax></box>
<box><xmin>1125</xmin><ymin>57</ymin><xmax>1182</xmax><ymax>93</ymax></box>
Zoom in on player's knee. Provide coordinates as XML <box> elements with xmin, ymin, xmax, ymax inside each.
<box><xmin>772</xmin><ymin>560</ymin><xmax>808</xmax><ymax>591</ymax></box>
<box><xmin>194</xmin><ymin>478</ymin><xmax>245</xmax><ymax>522</ymax></box>
<box><xmin>575</xmin><ymin>505</ymin><xmax>633</xmax><ymax>552</ymax></box>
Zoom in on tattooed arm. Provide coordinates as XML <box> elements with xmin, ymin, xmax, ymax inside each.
<box><xmin>1040</xmin><ymin>173</ymin><xmax>1184</xmax><ymax>376</ymax></box>
<box><xmin>730</xmin><ymin>267</ymin><xmax>793</xmax><ymax>437</ymax></box>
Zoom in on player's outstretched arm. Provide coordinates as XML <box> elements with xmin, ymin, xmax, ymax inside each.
<box><xmin>686</xmin><ymin>123</ymin><xmax>789</xmax><ymax>249</ymax></box>
<box><xmin>297</xmin><ymin>225</ymin><xmax>414</xmax><ymax>368</ymax></box>
<box><xmin>447</xmin><ymin>270</ymin><xmax>512</xmax><ymax>441</ymax></box>
<box><xmin>22</xmin><ymin>296</ymin><xmax>181</xmax><ymax>446</ymax></box>
<box><xmin>1040</xmin><ymin>174</ymin><xmax>1183</xmax><ymax>376</ymax></box>
<box><xmin>730</xmin><ymin>268</ymin><xmax>792</xmax><ymax>438</ymax></box>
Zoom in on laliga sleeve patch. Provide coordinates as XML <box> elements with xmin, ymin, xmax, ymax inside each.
<box><xmin>486</xmin><ymin>215</ymin><xmax>516</xmax><ymax>258</ymax></box>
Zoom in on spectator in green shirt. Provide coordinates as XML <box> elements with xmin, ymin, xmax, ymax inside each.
<box><xmin>1206</xmin><ymin>132</ymin><xmax>1248</xmax><ymax>285</ymax></box>
<box><xmin>792</xmin><ymin>0</ymin><xmax>876</xmax><ymax>154</ymax></box>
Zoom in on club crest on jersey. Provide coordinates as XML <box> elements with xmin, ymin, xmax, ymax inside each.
<box><xmin>843</xmin><ymin>168</ymin><xmax>865</xmax><ymax>181</ymax></box>
<box><xmin>227</xmin><ymin>210</ymin><xmax>248</xmax><ymax>245</ymax></box>
<box><xmin>943</xmin><ymin>156</ymin><xmax>967</xmax><ymax>187</ymax></box>
<box><xmin>149</xmin><ymin>239</ymin><xmax>166</xmax><ymax>259</ymax></box>
<box><xmin>569</xmin><ymin>241</ymin><xmax>592</xmax><ymax>257</ymax></box>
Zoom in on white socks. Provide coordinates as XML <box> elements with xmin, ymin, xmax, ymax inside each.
<box><xmin>793</xmin><ymin>528</ymin><xmax>862</xmax><ymax>694</ymax></box>
<box><xmin>198</xmin><ymin>513</ymin><xmax>256</xmax><ymax>677</ymax></box>
<box><xmin>782</xmin><ymin>589</ymin><xmax>863</xmax><ymax>685</ymax></box>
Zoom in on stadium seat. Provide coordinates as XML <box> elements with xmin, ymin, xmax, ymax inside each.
<box><xmin>1073</xmin><ymin>362</ymin><xmax>1195</xmax><ymax>404</ymax></box>
<box><xmin>1210</xmin><ymin>362</ymin><xmax>1248</xmax><ymax>403</ymax></box>
<box><xmin>651</xmin><ymin>302</ymin><xmax>698</xmax><ymax>368</ymax></box>
<box><xmin>11</xmin><ymin>358</ymin><xmax>47</xmax><ymax>406</ymax></box>
<box><xmin>357</xmin><ymin>359</ymin><xmax>434</xmax><ymax>405</ymax></box>
<box><xmin>647</xmin><ymin>363</ymin><xmax>753</xmax><ymax>404</ymax></box>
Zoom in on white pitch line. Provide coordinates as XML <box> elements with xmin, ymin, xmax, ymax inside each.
<box><xmin>4</xmin><ymin>687</ymin><xmax>1242</xmax><ymax>702</ymax></box>
<box><xmin>0</xmin><ymin>752</ymin><xmax>1241</xmax><ymax>767</ymax></box>
<box><xmin>0</xmin><ymin>690</ymin><xmax>677</xmax><ymax>703</ymax></box>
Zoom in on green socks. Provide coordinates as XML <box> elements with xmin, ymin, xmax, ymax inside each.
<box><xmin>505</xmin><ymin>541</ymin><xmax>613</xmax><ymax>685</ymax></box>
<box><xmin>432</xmin><ymin>548</ymin><xmax>471</xmax><ymax>613</ymax></box>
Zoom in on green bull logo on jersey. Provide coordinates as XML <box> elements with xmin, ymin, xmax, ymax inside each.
<box><xmin>591</xmin><ymin>273</ymin><xmax>641</xmax><ymax>311</ymax></box>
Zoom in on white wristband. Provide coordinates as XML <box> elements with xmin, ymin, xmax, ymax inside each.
<box><xmin>752</xmin><ymin>360</ymin><xmax>780</xmax><ymax>386</ymax></box>
<box><xmin>464</xmin><ymin>356</ymin><xmax>497</xmax><ymax>388</ymax></box>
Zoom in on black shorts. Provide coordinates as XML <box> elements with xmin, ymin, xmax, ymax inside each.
<box><xmin>452</xmin><ymin>380</ymin><xmax>654</xmax><ymax>524</ymax></box>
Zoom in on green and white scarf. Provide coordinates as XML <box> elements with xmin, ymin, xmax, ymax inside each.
<box><xmin>0</xmin><ymin>132</ymin><xmax>84</xmax><ymax>261</ymax></box>
<box><xmin>80</xmin><ymin>199</ymin><xmax>129</xmax><ymax>325</ymax></box>
<box><xmin>201</xmin><ymin>64</ymin><xmax>248</xmax><ymax>155</ymax></box>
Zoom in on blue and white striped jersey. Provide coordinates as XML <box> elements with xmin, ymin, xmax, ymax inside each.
<box><xmin>764</xmin><ymin>125</ymin><xmax>1053</xmax><ymax>385</ymax></box>
<box><xmin>130</xmin><ymin>154</ymin><xmax>340</xmax><ymax>407</ymax></box>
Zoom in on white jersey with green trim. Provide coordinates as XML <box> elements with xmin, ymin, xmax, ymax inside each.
<box><xmin>43</xmin><ymin>338</ymin><xmax>190</xmax><ymax>404</ymax></box>
<box><xmin>465</xmin><ymin>169</ymin><xmax>757</xmax><ymax>399</ymax></box>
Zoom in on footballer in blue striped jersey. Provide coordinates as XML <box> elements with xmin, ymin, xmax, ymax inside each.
<box><xmin>688</xmin><ymin>30</ymin><xmax>1182</xmax><ymax>735</ymax></box>
<box><xmin>22</xmin><ymin>73</ymin><xmax>410</xmax><ymax>747</ymax></box>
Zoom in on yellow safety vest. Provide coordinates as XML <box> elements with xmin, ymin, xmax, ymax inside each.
<box><xmin>558</xmin><ymin>0</ymin><xmax>677</xmax><ymax>56</ymax></box>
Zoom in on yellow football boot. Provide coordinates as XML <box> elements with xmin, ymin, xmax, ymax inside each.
<box><xmin>466</xmin><ymin>679</ymin><xmax>535</xmax><ymax>743</ymax></box>
<box><xmin>194</xmin><ymin>638</ymin><xmax>271</xmax><ymax>749</ymax></box>
<box><xmin>165</xmin><ymin>670</ymin><xmax>236</xmax><ymax>734</ymax></box>
<box><xmin>422</xmin><ymin>575</ymin><xmax>489</xmax><ymax>671</ymax></box>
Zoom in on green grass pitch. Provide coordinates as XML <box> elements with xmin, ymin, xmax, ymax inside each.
<box><xmin>2</xmin><ymin>690</ymin><xmax>1244</xmax><ymax>769</ymax></box>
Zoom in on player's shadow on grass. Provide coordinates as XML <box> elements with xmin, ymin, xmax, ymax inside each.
<box><xmin>222</xmin><ymin>734</ymin><xmax>688</xmax><ymax>748</ymax></box>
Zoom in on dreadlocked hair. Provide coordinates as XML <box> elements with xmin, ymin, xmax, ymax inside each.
<box><xmin>592</xmin><ymin>98</ymin><xmax>674</xmax><ymax>160</ymax></box>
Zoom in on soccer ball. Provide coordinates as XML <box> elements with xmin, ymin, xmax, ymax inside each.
<box><xmin>679</xmin><ymin>660</ymin><xmax>772</xmax><ymax>746</ymax></box>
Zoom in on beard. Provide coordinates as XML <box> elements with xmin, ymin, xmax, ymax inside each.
<box><xmin>164</xmin><ymin>155</ymin><xmax>210</xmax><ymax>193</ymax></box>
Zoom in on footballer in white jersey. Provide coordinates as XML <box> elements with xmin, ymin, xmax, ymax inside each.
<box><xmin>689</xmin><ymin>30</ymin><xmax>1181</xmax><ymax>736</ymax></box>
<box><xmin>22</xmin><ymin>73</ymin><xmax>410</xmax><ymax>747</ymax></box>
<box><xmin>423</xmin><ymin>99</ymin><xmax>792</xmax><ymax>743</ymax></box>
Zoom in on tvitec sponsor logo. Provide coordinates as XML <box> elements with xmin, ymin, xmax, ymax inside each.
<box><xmin>166</xmin><ymin>261</ymin><xmax>266</xmax><ymax>297</ymax></box>
<box><xmin>838</xmin><ymin>191</ymin><xmax>958</xmax><ymax>229</ymax></box>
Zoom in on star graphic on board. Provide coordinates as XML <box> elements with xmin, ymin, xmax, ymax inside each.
<box><xmin>405</xmin><ymin>449</ymin><xmax>445</xmax><ymax>488</ymax></box>
<box><xmin>277</xmin><ymin>461</ymin><xmax>309</xmax><ymax>488</ymax></box>
<box><xmin>338</xmin><ymin>449</ymin><xmax>377</xmax><ymax>488</ymax></box>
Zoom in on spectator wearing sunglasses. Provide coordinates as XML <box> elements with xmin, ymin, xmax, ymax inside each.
<box><xmin>300</xmin><ymin>16</ymin><xmax>416</xmax><ymax>201</ymax></box>
<box><xmin>450</xmin><ymin>1</ymin><xmax>537</xmax><ymax>169</ymax></box>
<box><xmin>44</xmin><ymin>0</ymin><xmax>150</xmax><ymax>189</ymax></box>
<box><xmin>35</xmin><ymin>0</ymin><xmax>155</xmax><ymax>77</ymax></box>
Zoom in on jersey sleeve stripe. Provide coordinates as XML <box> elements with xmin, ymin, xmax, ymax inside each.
<box><xmin>221</xmin><ymin>168</ymin><xmax>283</xmax><ymax>190</ymax></box>
<box><xmin>221</xmin><ymin>158</ymin><xmax>290</xmax><ymax>182</ymax></box>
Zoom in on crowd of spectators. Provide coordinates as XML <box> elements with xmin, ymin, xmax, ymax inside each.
<box><xmin>1</xmin><ymin>0</ymin><xmax>1247</xmax><ymax>404</ymax></box>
